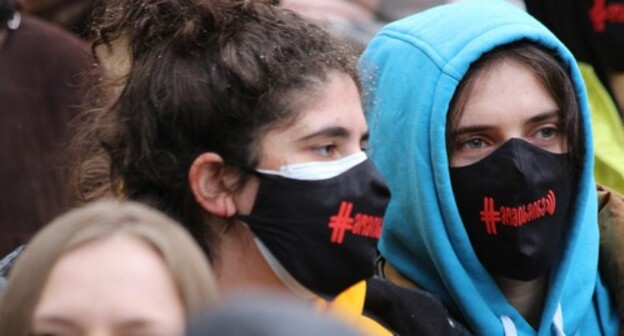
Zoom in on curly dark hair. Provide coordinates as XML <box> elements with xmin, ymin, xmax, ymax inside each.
<box><xmin>69</xmin><ymin>0</ymin><xmax>360</xmax><ymax>259</ymax></box>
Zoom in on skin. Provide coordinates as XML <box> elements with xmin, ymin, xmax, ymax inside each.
<box><xmin>189</xmin><ymin>72</ymin><xmax>368</xmax><ymax>296</ymax></box>
<box><xmin>259</xmin><ymin>73</ymin><xmax>369</xmax><ymax>168</ymax></box>
<box><xmin>449</xmin><ymin>59</ymin><xmax>564</xmax><ymax>167</ymax></box>
<box><xmin>31</xmin><ymin>235</ymin><xmax>185</xmax><ymax>336</ymax></box>
<box><xmin>449</xmin><ymin>59</ymin><xmax>565</xmax><ymax>328</ymax></box>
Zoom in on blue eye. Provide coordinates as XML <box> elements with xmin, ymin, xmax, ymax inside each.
<box><xmin>464</xmin><ymin>138</ymin><xmax>486</xmax><ymax>149</ymax></box>
<box><xmin>537</xmin><ymin>127</ymin><xmax>557</xmax><ymax>139</ymax></box>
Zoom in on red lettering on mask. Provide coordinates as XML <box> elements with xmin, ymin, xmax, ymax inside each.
<box><xmin>328</xmin><ymin>201</ymin><xmax>383</xmax><ymax>244</ymax></box>
<box><xmin>479</xmin><ymin>190</ymin><xmax>556</xmax><ymax>235</ymax></box>
<box><xmin>590</xmin><ymin>0</ymin><xmax>624</xmax><ymax>32</ymax></box>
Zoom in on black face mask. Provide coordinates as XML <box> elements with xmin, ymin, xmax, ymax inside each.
<box><xmin>239</xmin><ymin>157</ymin><xmax>391</xmax><ymax>298</ymax></box>
<box><xmin>449</xmin><ymin>139</ymin><xmax>575</xmax><ymax>281</ymax></box>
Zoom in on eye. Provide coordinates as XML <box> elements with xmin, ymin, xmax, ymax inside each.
<box><xmin>535</xmin><ymin>126</ymin><xmax>558</xmax><ymax>140</ymax></box>
<box><xmin>460</xmin><ymin>138</ymin><xmax>487</xmax><ymax>150</ymax></box>
<box><xmin>312</xmin><ymin>144</ymin><xmax>338</xmax><ymax>157</ymax></box>
<box><xmin>360</xmin><ymin>138</ymin><xmax>369</xmax><ymax>152</ymax></box>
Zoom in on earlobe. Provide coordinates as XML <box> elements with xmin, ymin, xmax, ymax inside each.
<box><xmin>189</xmin><ymin>153</ymin><xmax>238</xmax><ymax>218</ymax></box>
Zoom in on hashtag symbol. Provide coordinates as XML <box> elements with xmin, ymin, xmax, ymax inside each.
<box><xmin>329</xmin><ymin>201</ymin><xmax>354</xmax><ymax>244</ymax></box>
<box><xmin>480</xmin><ymin>197</ymin><xmax>501</xmax><ymax>235</ymax></box>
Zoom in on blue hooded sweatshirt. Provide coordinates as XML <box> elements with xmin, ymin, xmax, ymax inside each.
<box><xmin>360</xmin><ymin>1</ymin><xmax>618</xmax><ymax>334</ymax></box>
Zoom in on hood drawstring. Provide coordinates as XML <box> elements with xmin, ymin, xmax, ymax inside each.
<box><xmin>500</xmin><ymin>304</ymin><xmax>564</xmax><ymax>336</ymax></box>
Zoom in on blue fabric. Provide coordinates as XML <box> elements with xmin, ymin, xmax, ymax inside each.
<box><xmin>360</xmin><ymin>0</ymin><xmax>619</xmax><ymax>334</ymax></box>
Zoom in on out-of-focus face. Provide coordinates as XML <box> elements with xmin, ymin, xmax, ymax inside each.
<box><xmin>449</xmin><ymin>59</ymin><xmax>565</xmax><ymax>167</ymax></box>
<box><xmin>31</xmin><ymin>235</ymin><xmax>185</xmax><ymax>336</ymax></box>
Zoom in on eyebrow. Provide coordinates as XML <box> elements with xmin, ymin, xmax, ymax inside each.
<box><xmin>34</xmin><ymin>317</ymin><xmax>154</xmax><ymax>328</ymax></box>
<box><xmin>35</xmin><ymin>316</ymin><xmax>77</xmax><ymax>325</ymax></box>
<box><xmin>525</xmin><ymin>111</ymin><xmax>560</xmax><ymax>125</ymax></box>
<box><xmin>451</xmin><ymin>125</ymin><xmax>492</xmax><ymax>137</ymax></box>
<box><xmin>117</xmin><ymin>320</ymin><xmax>165</xmax><ymax>335</ymax></box>
<box><xmin>32</xmin><ymin>316</ymin><xmax>81</xmax><ymax>331</ymax></box>
<box><xmin>117</xmin><ymin>319</ymin><xmax>158</xmax><ymax>330</ymax></box>
<box><xmin>295</xmin><ymin>126</ymin><xmax>354</xmax><ymax>142</ymax></box>
<box><xmin>451</xmin><ymin>111</ymin><xmax>561</xmax><ymax>137</ymax></box>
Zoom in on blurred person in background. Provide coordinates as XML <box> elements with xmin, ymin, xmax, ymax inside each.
<box><xmin>0</xmin><ymin>0</ymin><xmax>91</xmax><ymax>256</ymax></box>
<box><xmin>19</xmin><ymin>0</ymin><xmax>97</xmax><ymax>38</ymax></box>
<box><xmin>524</xmin><ymin>0</ymin><xmax>624</xmax><ymax>195</ymax></box>
<box><xmin>278</xmin><ymin>0</ymin><xmax>525</xmax><ymax>48</ymax></box>
<box><xmin>186</xmin><ymin>292</ymin><xmax>363</xmax><ymax>336</ymax></box>
<box><xmin>0</xmin><ymin>200</ymin><xmax>218</xmax><ymax>336</ymax></box>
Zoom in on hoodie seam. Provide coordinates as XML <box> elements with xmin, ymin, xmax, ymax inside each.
<box><xmin>374</xmin><ymin>30</ymin><xmax>461</xmax><ymax>82</ymax></box>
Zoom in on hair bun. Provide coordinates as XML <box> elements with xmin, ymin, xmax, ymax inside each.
<box><xmin>95</xmin><ymin>0</ymin><xmax>280</xmax><ymax>56</ymax></box>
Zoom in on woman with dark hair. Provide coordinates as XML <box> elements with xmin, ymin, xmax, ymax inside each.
<box><xmin>65</xmin><ymin>1</ymin><xmax>472</xmax><ymax>334</ymax></box>
<box><xmin>74</xmin><ymin>0</ymin><xmax>385</xmax><ymax>297</ymax></box>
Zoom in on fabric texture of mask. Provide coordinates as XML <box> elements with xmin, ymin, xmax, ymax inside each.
<box><xmin>360</xmin><ymin>0</ymin><xmax>618</xmax><ymax>334</ymax></box>
<box><xmin>450</xmin><ymin>139</ymin><xmax>574</xmax><ymax>281</ymax></box>
<box><xmin>239</xmin><ymin>156</ymin><xmax>391</xmax><ymax>298</ymax></box>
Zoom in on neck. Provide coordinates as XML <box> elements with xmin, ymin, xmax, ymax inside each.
<box><xmin>213</xmin><ymin>221</ymin><xmax>290</xmax><ymax>296</ymax></box>
<box><xmin>494</xmin><ymin>275</ymin><xmax>548</xmax><ymax>329</ymax></box>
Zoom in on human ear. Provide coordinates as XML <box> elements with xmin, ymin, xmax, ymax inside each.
<box><xmin>189</xmin><ymin>153</ymin><xmax>238</xmax><ymax>218</ymax></box>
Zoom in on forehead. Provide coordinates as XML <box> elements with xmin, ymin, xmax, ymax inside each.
<box><xmin>456</xmin><ymin>59</ymin><xmax>558</xmax><ymax>126</ymax></box>
<box><xmin>34</xmin><ymin>235</ymin><xmax>183</xmax><ymax>322</ymax></box>
<box><xmin>264</xmin><ymin>72</ymin><xmax>365</xmax><ymax>138</ymax></box>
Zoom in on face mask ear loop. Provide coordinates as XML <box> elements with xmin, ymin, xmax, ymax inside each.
<box><xmin>375</xmin><ymin>254</ymin><xmax>387</xmax><ymax>278</ymax></box>
<box><xmin>252</xmin><ymin>237</ymin><xmax>319</xmax><ymax>300</ymax></box>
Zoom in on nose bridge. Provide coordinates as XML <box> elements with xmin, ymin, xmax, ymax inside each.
<box><xmin>502</xmin><ymin>121</ymin><xmax>525</xmax><ymax>143</ymax></box>
<box><xmin>89</xmin><ymin>327</ymin><xmax>112</xmax><ymax>336</ymax></box>
<box><xmin>493</xmin><ymin>131</ymin><xmax>524</xmax><ymax>155</ymax></box>
<box><xmin>506</xmin><ymin>138</ymin><xmax>533</xmax><ymax>172</ymax></box>
<box><xmin>344</xmin><ymin>133</ymin><xmax>366</xmax><ymax>157</ymax></box>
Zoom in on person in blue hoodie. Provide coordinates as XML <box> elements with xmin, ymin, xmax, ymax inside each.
<box><xmin>360</xmin><ymin>0</ymin><xmax>620</xmax><ymax>334</ymax></box>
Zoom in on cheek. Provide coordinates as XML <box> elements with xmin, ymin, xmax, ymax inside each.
<box><xmin>449</xmin><ymin>147</ymin><xmax>497</xmax><ymax>168</ymax></box>
<box><xmin>539</xmin><ymin>136</ymin><xmax>566</xmax><ymax>154</ymax></box>
<box><xmin>449</xmin><ymin>155</ymin><xmax>462</xmax><ymax>168</ymax></box>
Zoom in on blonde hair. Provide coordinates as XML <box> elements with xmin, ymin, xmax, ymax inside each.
<box><xmin>0</xmin><ymin>199</ymin><xmax>218</xmax><ymax>335</ymax></box>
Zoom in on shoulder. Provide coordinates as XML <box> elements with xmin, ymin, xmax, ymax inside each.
<box><xmin>363</xmin><ymin>276</ymin><xmax>472</xmax><ymax>335</ymax></box>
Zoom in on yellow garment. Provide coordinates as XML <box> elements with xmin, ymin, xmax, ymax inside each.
<box><xmin>581</xmin><ymin>63</ymin><xmax>624</xmax><ymax>195</ymax></box>
<box><xmin>316</xmin><ymin>281</ymin><xmax>393</xmax><ymax>336</ymax></box>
